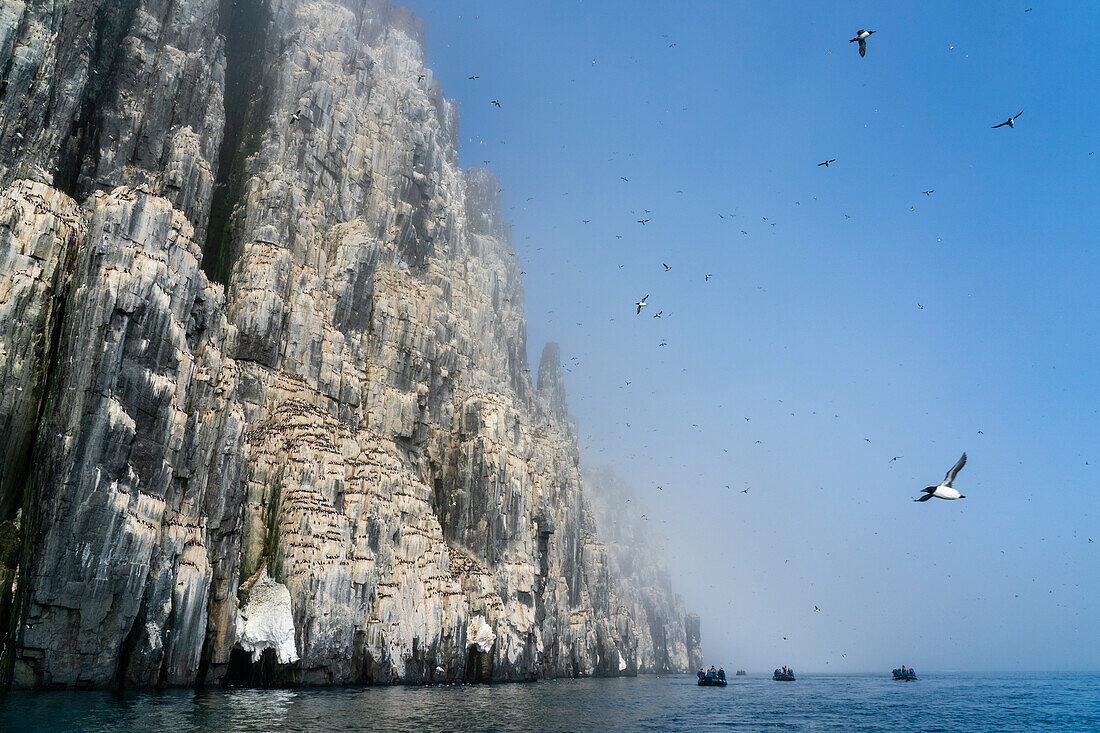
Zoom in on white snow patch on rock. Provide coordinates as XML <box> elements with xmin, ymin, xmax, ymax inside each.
<box><xmin>235</xmin><ymin>567</ymin><xmax>299</xmax><ymax>663</ymax></box>
<box><xmin>466</xmin><ymin>614</ymin><xmax>496</xmax><ymax>653</ymax></box>
<box><xmin>618</xmin><ymin>650</ymin><xmax>627</xmax><ymax>671</ymax></box>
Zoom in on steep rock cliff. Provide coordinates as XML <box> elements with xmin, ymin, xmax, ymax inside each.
<box><xmin>0</xmin><ymin>0</ymin><xmax>697</xmax><ymax>689</ymax></box>
<box><xmin>584</xmin><ymin>467</ymin><xmax>703</xmax><ymax>674</ymax></box>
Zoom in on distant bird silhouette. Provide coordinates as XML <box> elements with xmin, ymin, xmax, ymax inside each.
<box><xmin>635</xmin><ymin>294</ymin><xmax>649</xmax><ymax>314</ymax></box>
<box><xmin>491</xmin><ymin>99</ymin><xmax>501</xmax><ymax>107</ymax></box>
<box><xmin>814</xmin><ymin>605</ymin><xmax>821</xmax><ymax>612</ymax></box>
<box><xmin>467</xmin><ymin>75</ymin><xmax>480</xmax><ymax>79</ymax></box>
<box><xmin>818</xmin><ymin>159</ymin><xmax>836</xmax><ymax>167</ymax></box>
<box><xmin>663</xmin><ymin>263</ymin><xmax>672</xmax><ymax>271</ymax></box>
<box><xmin>653</xmin><ymin>311</ymin><xmax>663</xmax><ymax>318</ymax></box>
<box><xmin>916</xmin><ymin>453</ymin><xmax>968</xmax><ymax>502</ymax></box>
<box><xmin>922</xmin><ymin>190</ymin><xmax>935</xmax><ymax>196</ymax></box>
<box><xmin>417</xmin><ymin>73</ymin><xmax>425</xmax><ymax>82</ymax></box>
<box><xmin>889</xmin><ymin>456</ymin><xmax>903</xmax><ymax>463</ymax></box>
<box><xmin>992</xmin><ymin>110</ymin><xmax>1024</xmax><ymax>129</ymax></box>
<box><xmin>850</xmin><ymin>29</ymin><xmax>875</xmax><ymax>57</ymax></box>
<box><xmin>620</xmin><ymin>176</ymin><xmax>629</xmax><ymax>182</ymax></box>
<box><xmin>705</xmin><ymin>274</ymin><xmax>712</xmax><ymax>281</ymax></box>
<box><xmin>637</xmin><ymin>218</ymin><xmax>650</xmax><ymax>225</ymax></box>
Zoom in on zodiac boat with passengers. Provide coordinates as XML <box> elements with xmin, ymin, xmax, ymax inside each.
<box><xmin>892</xmin><ymin>666</ymin><xmax>918</xmax><ymax>681</ymax></box>
<box><xmin>697</xmin><ymin>666</ymin><xmax>728</xmax><ymax>686</ymax></box>
<box><xmin>772</xmin><ymin>666</ymin><xmax>796</xmax><ymax>681</ymax></box>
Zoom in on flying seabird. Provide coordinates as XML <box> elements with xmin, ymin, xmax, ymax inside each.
<box><xmin>915</xmin><ymin>453</ymin><xmax>968</xmax><ymax>501</ymax></box>
<box><xmin>922</xmin><ymin>190</ymin><xmax>935</xmax><ymax>195</ymax></box>
<box><xmin>818</xmin><ymin>159</ymin><xmax>836</xmax><ymax>167</ymax></box>
<box><xmin>467</xmin><ymin>75</ymin><xmax>480</xmax><ymax>79</ymax></box>
<box><xmin>663</xmin><ymin>263</ymin><xmax>672</xmax><ymax>271</ymax></box>
<box><xmin>705</xmin><ymin>274</ymin><xmax>712</xmax><ymax>281</ymax></box>
<box><xmin>637</xmin><ymin>218</ymin><xmax>650</xmax><ymax>225</ymax></box>
<box><xmin>491</xmin><ymin>100</ymin><xmax>501</xmax><ymax>107</ymax></box>
<box><xmin>850</xmin><ymin>29</ymin><xmax>875</xmax><ymax>57</ymax></box>
<box><xmin>992</xmin><ymin>110</ymin><xmax>1024</xmax><ymax>129</ymax></box>
<box><xmin>653</xmin><ymin>311</ymin><xmax>663</xmax><ymax>318</ymax></box>
<box><xmin>635</xmin><ymin>294</ymin><xmax>649</xmax><ymax>314</ymax></box>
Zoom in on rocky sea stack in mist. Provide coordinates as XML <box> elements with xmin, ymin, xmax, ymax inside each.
<box><xmin>0</xmin><ymin>0</ymin><xmax>700</xmax><ymax>689</ymax></box>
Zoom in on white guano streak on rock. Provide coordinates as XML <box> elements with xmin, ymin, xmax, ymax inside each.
<box><xmin>235</xmin><ymin>568</ymin><xmax>300</xmax><ymax>664</ymax></box>
<box><xmin>467</xmin><ymin>614</ymin><xmax>495</xmax><ymax>653</ymax></box>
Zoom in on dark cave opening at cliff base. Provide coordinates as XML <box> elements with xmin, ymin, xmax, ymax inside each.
<box><xmin>202</xmin><ymin>0</ymin><xmax>273</xmax><ymax>286</ymax></box>
<box><xmin>223</xmin><ymin>648</ymin><xmax>298</xmax><ymax>688</ymax></box>
<box><xmin>464</xmin><ymin>646</ymin><xmax>493</xmax><ymax>683</ymax></box>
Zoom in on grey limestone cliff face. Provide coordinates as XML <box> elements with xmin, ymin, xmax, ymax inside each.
<box><xmin>0</xmin><ymin>0</ymin><xmax>698</xmax><ymax>689</ymax></box>
<box><xmin>585</xmin><ymin>468</ymin><xmax>703</xmax><ymax>674</ymax></box>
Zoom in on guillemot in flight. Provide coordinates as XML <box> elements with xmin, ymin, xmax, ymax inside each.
<box><xmin>992</xmin><ymin>110</ymin><xmax>1024</xmax><ymax>129</ymax></box>
<box><xmin>915</xmin><ymin>453</ymin><xmax>967</xmax><ymax>501</ymax></box>
<box><xmin>850</xmin><ymin>29</ymin><xmax>875</xmax><ymax>58</ymax></box>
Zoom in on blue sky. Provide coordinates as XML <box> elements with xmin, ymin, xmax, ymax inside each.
<box><xmin>400</xmin><ymin>1</ymin><xmax>1100</xmax><ymax>671</ymax></box>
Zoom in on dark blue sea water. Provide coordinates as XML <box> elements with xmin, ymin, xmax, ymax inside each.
<box><xmin>3</xmin><ymin>673</ymin><xmax>1098</xmax><ymax>732</ymax></box>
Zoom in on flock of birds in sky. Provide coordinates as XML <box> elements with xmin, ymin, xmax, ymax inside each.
<box><xmin>445</xmin><ymin>23</ymin><xmax>1036</xmax><ymax>512</ymax></box>
<box><xmin>606</xmin><ymin>24</ymin><xmax>1040</xmax><ymax>509</ymax></box>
